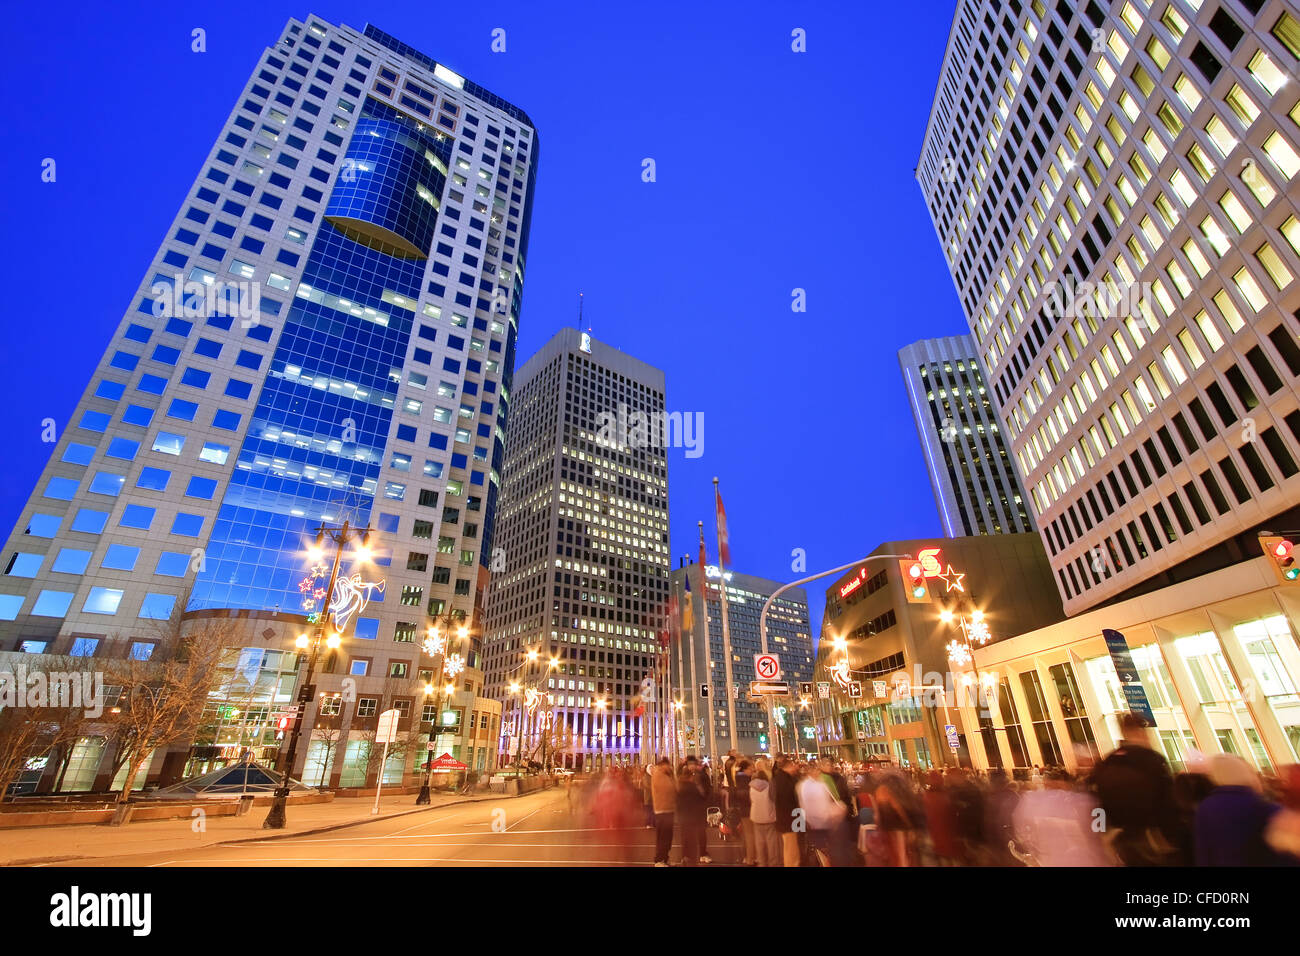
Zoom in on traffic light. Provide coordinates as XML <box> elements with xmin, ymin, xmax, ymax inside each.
<box><xmin>900</xmin><ymin>559</ymin><xmax>931</xmax><ymax>603</ymax></box>
<box><xmin>1260</xmin><ymin>534</ymin><xmax>1300</xmax><ymax>585</ymax></box>
<box><xmin>277</xmin><ymin>715</ymin><xmax>291</xmax><ymax>732</ymax></box>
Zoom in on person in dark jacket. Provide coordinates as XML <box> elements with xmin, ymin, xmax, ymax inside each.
<box><xmin>1195</xmin><ymin>754</ymin><xmax>1292</xmax><ymax>866</ymax></box>
<box><xmin>676</xmin><ymin>762</ymin><xmax>708</xmax><ymax>865</ymax></box>
<box><xmin>772</xmin><ymin>755</ymin><xmax>802</xmax><ymax>866</ymax></box>
<box><xmin>1091</xmin><ymin>711</ymin><xmax>1178</xmax><ymax>864</ymax></box>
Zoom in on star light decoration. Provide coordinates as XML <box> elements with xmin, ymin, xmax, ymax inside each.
<box><xmin>298</xmin><ymin>563</ymin><xmax>331</xmax><ymax>623</ymax></box>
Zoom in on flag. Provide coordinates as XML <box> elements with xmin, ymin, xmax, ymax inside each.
<box><xmin>682</xmin><ymin>577</ymin><xmax>694</xmax><ymax>633</ymax></box>
<box><xmin>715</xmin><ymin>487</ymin><xmax>731</xmax><ymax>566</ymax></box>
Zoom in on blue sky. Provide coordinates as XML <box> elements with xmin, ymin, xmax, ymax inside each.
<box><xmin>1</xmin><ymin>0</ymin><xmax>964</xmax><ymax>634</ymax></box>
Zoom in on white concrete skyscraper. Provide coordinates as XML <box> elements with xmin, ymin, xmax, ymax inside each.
<box><xmin>919</xmin><ymin>0</ymin><xmax>1300</xmax><ymax>614</ymax></box>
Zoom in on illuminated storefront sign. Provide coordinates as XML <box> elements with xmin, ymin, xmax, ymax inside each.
<box><xmin>839</xmin><ymin>567</ymin><xmax>868</xmax><ymax>598</ymax></box>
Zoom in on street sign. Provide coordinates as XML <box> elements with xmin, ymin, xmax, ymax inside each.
<box><xmin>426</xmin><ymin>741</ymin><xmax>435</xmax><ymax>752</ymax></box>
<box><xmin>817</xmin><ymin>682</ymin><xmax>831</xmax><ymax>699</ymax></box>
<box><xmin>750</xmin><ymin>680</ymin><xmax>790</xmax><ymax>696</ymax></box>
<box><xmin>944</xmin><ymin>724</ymin><xmax>960</xmax><ymax>751</ymax></box>
<box><xmin>700</xmin><ymin>683</ymin><xmax>709</xmax><ymax>698</ymax></box>
<box><xmin>754</xmin><ymin>653</ymin><xmax>781</xmax><ymax>681</ymax></box>
<box><xmin>376</xmin><ymin>707</ymin><xmax>401</xmax><ymax>744</ymax></box>
<box><xmin>872</xmin><ymin>680</ymin><xmax>888</xmax><ymax>698</ymax></box>
<box><xmin>849</xmin><ymin>681</ymin><xmax>862</xmax><ymax>698</ymax></box>
<box><xmin>799</xmin><ymin>681</ymin><xmax>813</xmax><ymax>697</ymax></box>
<box><xmin>1102</xmin><ymin>628</ymin><xmax>1156</xmax><ymax>727</ymax></box>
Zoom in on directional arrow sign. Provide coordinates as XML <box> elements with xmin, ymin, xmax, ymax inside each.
<box><xmin>750</xmin><ymin>680</ymin><xmax>790</xmax><ymax>696</ymax></box>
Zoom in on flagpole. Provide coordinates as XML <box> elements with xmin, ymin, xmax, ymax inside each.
<box><xmin>685</xmin><ymin>574</ymin><xmax>700</xmax><ymax>759</ymax></box>
<box><xmin>674</xmin><ymin>576</ymin><xmax>687</xmax><ymax>763</ymax></box>
<box><xmin>697</xmin><ymin>522</ymin><xmax>719</xmax><ymax>765</ymax></box>
<box><xmin>712</xmin><ymin>478</ymin><xmax>740</xmax><ymax>754</ymax></box>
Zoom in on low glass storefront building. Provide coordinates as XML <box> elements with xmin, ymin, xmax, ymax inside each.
<box><xmin>960</xmin><ymin>556</ymin><xmax>1300</xmax><ymax>775</ymax></box>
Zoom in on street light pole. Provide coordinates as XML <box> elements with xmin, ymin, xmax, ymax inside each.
<box><xmin>757</xmin><ymin>553</ymin><xmax>911</xmax><ymax>755</ymax></box>
<box><xmin>264</xmin><ymin>520</ymin><xmax>370</xmax><ymax>829</ymax></box>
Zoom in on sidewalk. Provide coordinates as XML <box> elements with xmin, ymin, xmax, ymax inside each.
<box><xmin>0</xmin><ymin>789</ymin><xmax>522</xmax><ymax>866</ymax></box>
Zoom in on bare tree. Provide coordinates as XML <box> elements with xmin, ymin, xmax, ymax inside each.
<box><xmin>102</xmin><ymin>609</ymin><xmax>233</xmax><ymax>802</ymax></box>
<box><xmin>353</xmin><ymin>676</ymin><xmax>421</xmax><ymax>786</ymax></box>
<box><xmin>0</xmin><ymin>656</ymin><xmax>104</xmax><ymax>800</ymax></box>
<box><xmin>0</xmin><ymin>703</ymin><xmax>52</xmax><ymax>802</ymax></box>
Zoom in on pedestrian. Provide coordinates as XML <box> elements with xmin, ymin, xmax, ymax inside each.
<box><xmin>691</xmin><ymin>756</ymin><xmax>715</xmax><ymax>863</ymax></box>
<box><xmin>734</xmin><ymin>759</ymin><xmax>754</xmax><ymax>864</ymax></box>
<box><xmin>1011</xmin><ymin>768</ymin><xmax>1108</xmax><ymax>866</ymax></box>
<box><xmin>773</xmin><ymin>755</ymin><xmax>802</xmax><ymax>866</ymax></box>
<box><xmin>676</xmin><ymin>761</ymin><xmax>707</xmax><ymax>866</ymax></box>
<box><xmin>749</xmin><ymin>766</ymin><xmax>781</xmax><ymax>866</ymax></box>
<box><xmin>981</xmin><ymin>769</ymin><xmax>1020</xmax><ymax>865</ymax></box>
<box><xmin>641</xmin><ymin>764</ymin><xmax>655</xmax><ymax>828</ymax></box>
<box><xmin>797</xmin><ymin>761</ymin><xmax>848</xmax><ymax>866</ymax></box>
<box><xmin>922</xmin><ymin>770</ymin><xmax>964</xmax><ymax>865</ymax></box>
<box><xmin>1195</xmin><ymin>754</ymin><xmax>1293</xmax><ymax>866</ymax></box>
<box><xmin>1091</xmin><ymin>711</ymin><xmax>1179</xmax><ymax>865</ymax></box>
<box><xmin>651</xmin><ymin>757</ymin><xmax>677</xmax><ymax>866</ymax></box>
<box><xmin>1265</xmin><ymin>764</ymin><xmax>1300</xmax><ymax>860</ymax></box>
<box><xmin>874</xmin><ymin>769</ymin><xmax>922</xmax><ymax>866</ymax></box>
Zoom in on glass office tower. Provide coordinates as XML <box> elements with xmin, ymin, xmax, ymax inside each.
<box><xmin>0</xmin><ymin>16</ymin><xmax>538</xmax><ymax>788</ymax></box>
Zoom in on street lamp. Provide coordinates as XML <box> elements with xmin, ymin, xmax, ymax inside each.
<box><xmin>416</xmin><ymin>619</ymin><xmax>472</xmax><ymax>804</ymax></box>
<box><xmin>264</xmin><ymin>522</ymin><xmax>374</xmax><ymax>830</ymax></box>
<box><xmin>941</xmin><ymin>596</ymin><xmax>992</xmax><ymax>769</ymax></box>
<box><xmin>757</xmin><ymin>552</ymin><xmax>912</xmax><ymax>757</ymax></box>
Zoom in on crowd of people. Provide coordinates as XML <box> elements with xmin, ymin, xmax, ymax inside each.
<box><xmin>563</xmin><ymin>712</ymin><xmax>1300</xmax><ymax>866</ymax></box>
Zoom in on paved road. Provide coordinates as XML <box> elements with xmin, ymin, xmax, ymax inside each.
<box><xmin>54</xmin><ymin>787</ymin><xmax>748</xmax><ymax>867</ymax></box>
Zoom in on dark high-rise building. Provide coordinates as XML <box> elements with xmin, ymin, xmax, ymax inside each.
<box><xmin>899</xmin><ymin>334</ymin><xmax>1036</xmax><ymax>536</ymax></box>
<box><xmin>483</xmin><ymin>329</ymin><xmax>670</xmax><ymax>769</ymax></box>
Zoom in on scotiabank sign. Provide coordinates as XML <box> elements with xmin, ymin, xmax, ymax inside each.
<box><xmin>839</xmin><ymin>567</ymin><xmax>868</xmax><ymax>598</ymax></box>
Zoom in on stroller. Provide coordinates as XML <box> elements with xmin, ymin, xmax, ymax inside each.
<box><xmin>707</xmin><ymin>805</ymin><xmax>733</xmax><ymax>839</ymax></box>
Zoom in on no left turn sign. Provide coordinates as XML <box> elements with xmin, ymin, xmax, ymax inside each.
<box><xmin>754</xmin><ymin>653</ymin><xmax>781</xmax><ymax>681</ymax></box>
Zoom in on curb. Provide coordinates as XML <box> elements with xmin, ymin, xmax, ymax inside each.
<box><xmin>0</xmin><ymin>784</ymin><xmax>557</xmax><ymax>864</ymax></box>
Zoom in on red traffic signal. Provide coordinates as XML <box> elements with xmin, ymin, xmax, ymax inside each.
<box><xmin>900</xmin><ymin>559</ymin><xmax>931</xmax><ymax>603</ymax></box>
<box><xmin>1260</xmin><ymin>535</ymin><xmax>1300</xmax><ymax>584</ymax></box>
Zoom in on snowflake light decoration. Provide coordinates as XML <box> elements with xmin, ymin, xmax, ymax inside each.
<box><xmin>423</xmin><ymin>633</ymin><xmax>446</xmax><ymax>657</ymax></box>
<box><xmin>947</xmin><ymin>640</ymin><xmax>972</xmax><ymax>666</ymax></box>
<box><xmin>445</xmin><ymin>653</ymin><xmax>465</xmax><ymax>678</ymax></box>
